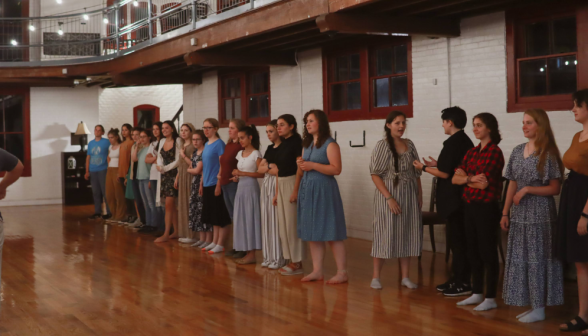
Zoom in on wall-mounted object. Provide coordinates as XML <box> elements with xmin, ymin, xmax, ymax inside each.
<box><xmin>350</xmin><ymin>130</ymin><xmax>365</xmax><ymax>148</ymax></box>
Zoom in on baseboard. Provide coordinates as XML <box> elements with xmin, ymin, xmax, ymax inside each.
<box><xmin>1</xmin><ymin>199</ymin><xmax>63</xmax><ymax>207</ymax></box>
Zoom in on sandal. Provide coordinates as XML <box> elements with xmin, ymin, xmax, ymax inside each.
<box><xmin>279</xmin><ymin>263</ymin><xmax>304</xmax><ymax>276</ymax></box>
<box><xmin>560</xmin><ymin>316</ymin><xmax>588</xmax><ymax>332</ymax></box>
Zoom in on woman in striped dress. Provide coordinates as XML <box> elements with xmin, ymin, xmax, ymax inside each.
<box><xmin>369</xmin><ymin>111</ymin><xmax>423</xmax><ymax>290</ymax></box>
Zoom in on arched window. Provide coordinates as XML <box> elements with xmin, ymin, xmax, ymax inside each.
<box><xmin>133</xmin><ymin>104</ymin><xmax>160</xmax><ymax>131</ymax></box>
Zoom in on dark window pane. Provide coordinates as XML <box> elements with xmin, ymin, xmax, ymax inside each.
<box><xmin>250</xmin><ymin>72</ymin><xmax>269</xmax><ymax>94</ymax></box>
<box><xmin>258</xmin><ymin>95</ymin><xmax>269</xmax><ymax>118</ymax></box>
<box><xmin>225</xmin><ymin>78</ymin><xmax>240</xmax><ymax>98</ymax></box>
<box><xmin>137</xmin><ymin>109</ymin><xmax>154</xmax><ymax>129</ymax></box>
<box><xmin>5</xmin><ymin>133</ymin><xmax>24</xmax><ymax>162</ymax></box>
<box><xmin>350</xmin><ymin>54</ymin><xmax>361</xmax><ymax>80</ymax></box>
<box><xmin>553</xmin><ymin>17</ymin><xmax>577</xmax><ymax>54</ymax></box>
<box><xmin>249</xmin><ymin>97</ymin><xmax>258</xmax><ymax>119</ymax></box>
<box><xmin>374</xmin><ymin>78</ymin><xmax>390</xmax><ymax>107</ymax></box>
<box><xmin>548</xmin><ymin>55</ymin><xmax>577</xmax><ymax>95</ymax></box>
<box><xmin>394</xmin><ymin>45</ymin><xmax>408</xmax><ymax>74</ymax></box>
<box><xmin>520</xmin><ymin>59</ymin><xmax>547</xmax><ymax>97</ymax></box>
<box><xmin>376</xmin><ymin>48</ymin><xmax>393</xmax><ymax>76</ymax></box>
<box><xmin>0</xmin><ymin>134</ymin><xmax>4</xmax><ymax>150</ymax></box>
<box><xmin>331</xmin><ymin>84</ymin><xmax>345</xmax><ymax>111</ymax></box>
<box><xmin>336</xmin><ymin>55</ymin><xmax>349</xmax><ymax>81</ymax></box>
<box><xmin>4</xmin><ymin>95</ymin><xmax>22</xmax><ymax>132</ymax></box>
<box><xmin>234</xmin><ymin>98</ymin><xmax>242</xmax><ymax>119</ymax></box>
<box><xmin>525</xmin><ymin>21</ymin><xmax>550</xmax><ymax>57</ymax></box>
<box><xmin>224</xmin><ymin>99</ymin><xmax>233</xmax><ymax>120</ymax></box>
<box><xmin>391</xmin><ymin>76</ymin><xmax>408</xmax><ymax>106</ymax></box>
<box><xmin>347</xmin><ymin>82</ymin><xmax>361</xmax><ymax>110</ymax></box>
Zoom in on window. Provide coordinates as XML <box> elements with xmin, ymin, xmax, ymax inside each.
<box><xmin>506</xmin><ymin>5</ymin><xmax>588</xmax><ymax>112</ymax></box>
<box><xmin>219</xmin><ymin>68</ymin><xmax>271</xmax><ymax>126</ymax></box>
<box><xmin>0</xmin><ymin>88</ymin><xmax>30</xmax><ymax>177</ymax></box>
<box><xmin>323</xmin><ymin>37</ymin><xmax>412</xmax><ymax>121</ymax></box>
<box><xmin>0</xmin><ymin>0</ymin><xmax>28</xmax><ymax>61</ymax></box>
<box><xmin>133</xmin><ymin>105</ymin><xmax>160</xmax><ymax>130</ymax></box>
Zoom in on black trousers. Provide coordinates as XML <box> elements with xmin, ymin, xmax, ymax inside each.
<box><xmin>464</xmin><ymin>201</ymin><xmax>500</xmax><ymax>298</ymax></box>
<box><xmin>447</xmin><ymin>208</ymin><xmax>470</xmax><ymax>285</ymax></box>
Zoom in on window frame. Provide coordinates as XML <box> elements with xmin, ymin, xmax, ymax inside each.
<box><xmin>322</xmin><ymin>37</ymin><xmax>413</xmax><ymax>122</ymax></box>
<box><xmin>133</xmin><ymin>104</ymin><xmax>160</xmax><ymax>131</ymax></box>
<box><xmin>218</xmin><ymin>67</ymin><xmax>271</xmax><ymax>127</ymax></box>
<box><xmin>506</xmin><ymin>4</ymin><xmax>588</xmax><ymax>112</ymax></box>
<box><xmin>0</xmin><ymin>87</ymin><xmax>31</xmax><ymax>177</ymax></box>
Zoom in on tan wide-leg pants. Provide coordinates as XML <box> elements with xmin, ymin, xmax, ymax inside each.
<box><xmin>105</xmin><ymin>167</ymin><xmax>127</xmax><ymax>220</ymax></box>
<box><xmin>276</xmin><ymin>175</ymin><xmax>304</xmax><ymax>263</ymax></box>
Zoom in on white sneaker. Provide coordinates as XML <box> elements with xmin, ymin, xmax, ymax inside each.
<box><xmin>179</xmin><ymin>238</ymin><xmax>196</xmax><ymax>244</ymax></box>
<box><xmin>261</xmin><ymin>261</ymin><xmax>269</xmax><ymax>267</ymax></box>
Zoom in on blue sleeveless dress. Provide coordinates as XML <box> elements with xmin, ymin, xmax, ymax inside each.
<box><xmin>297</xmin><ymin>137</ymin><xmax>347</xmax><ymax>241</ymax></box>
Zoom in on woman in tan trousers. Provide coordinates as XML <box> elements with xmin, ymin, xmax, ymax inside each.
<box><xmin>105</xmin><ymin>129</ymin><xmax>127</xmax><ymax>222</ymax></box>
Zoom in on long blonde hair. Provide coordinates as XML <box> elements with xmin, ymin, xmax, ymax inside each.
<box><xmin>524</xmin><ymin>109</ymin><xmax>564</xmax><ymax>179</ymax></box>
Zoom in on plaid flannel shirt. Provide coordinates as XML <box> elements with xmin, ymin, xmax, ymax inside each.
<box><xmin>458</xmin><ymin>142</ymin><xmax>504</xmax><ymax>203</ymax></box>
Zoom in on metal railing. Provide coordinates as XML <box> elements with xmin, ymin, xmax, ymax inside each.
<box><xmin>0</xmin><ymin>0</ymin><xmax>280</xmax><ymax>67</ymax></box>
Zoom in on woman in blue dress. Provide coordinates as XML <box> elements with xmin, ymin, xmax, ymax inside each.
<box><xmin>297</xmin><ymin>109</ymin><xmax>347</xmax><ymax>284</ymax></box>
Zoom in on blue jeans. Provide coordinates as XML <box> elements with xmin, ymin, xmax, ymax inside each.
<box><xmin>221</xmin><ymin>181</ymin><xmax>238</xmax><ymax>220</ymax></box>
<box><xmin>139</xmin><ymin>180</ymin><xmax>155</xmax><ymax>227</ymax></box>
<box><xmin>131</xmin><ymin>179</ymin><xmax>146</xmax><ymax>224</ymax></box>
<box><xmin>149</xmin><ymin>179</ymin><xmax>165</xmax><ymax>230</ymax></box>
<box><xmin>90</xmin><ymin>169</ymin><xmax>110</xmax><ymax>215</ymax></box>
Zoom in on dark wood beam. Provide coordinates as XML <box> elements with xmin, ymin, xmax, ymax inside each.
<box><xmin>0</xmin><ymin>77</ymin><xmax>75</xmax><ymax>87</ymax></box>
<box><xmin>111</xmin><ymin>73</ymin><xmax>202</xmax><ymax>86</ymax></box>
<box><xmin>256</xmin><ymin>33</ymin><xmax>322</xmax><ymax>51</ymax></box>
<box><xmin>227</xmin><ymin>23</ymin><xmax>318</xmax><ymax>51</ymax></box>
<box><xmin>360</xmin><ymin>0</ymin><xmax>432</xmax><ymax>13</ymax></box>
<box><xmin>184</xmin><ymin>51</ymin><xmax>297</xmax><ymax>67</ymax></box>
<box><xmin>316</xmin><ymin>13</ymin><xmax>460</xmax><ymax>37</ymax></box>
<box><xmin>399</xmin><ymin>0</ymin><xmax>473</xmax><ymax>15</ymax></box>
<box><xmin>435</xmin><ymin>0</ymin><xmax>514</xmax><ymax>17</ymax></box>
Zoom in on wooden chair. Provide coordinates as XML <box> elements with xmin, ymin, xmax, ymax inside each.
<box><xmin>421</xmin><ymin>177</ymin><xmax>445</xmax><ymax>255</ymax></box>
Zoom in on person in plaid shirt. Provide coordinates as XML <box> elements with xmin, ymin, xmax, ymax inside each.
<box><xmin>452</xmin><ymin>112</ymin><xmax>504</xmax><ymax>312</ymax></box>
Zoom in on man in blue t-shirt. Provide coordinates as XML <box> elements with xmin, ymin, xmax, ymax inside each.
<box><xmin>85</xmin><ymin>125</ymin><xmax>111</xmax><ymax>220</ymax></box>
<box><xmin>0</xmin><ymin>148</ymin><xmax>23</xmax><ymax>294</ymax></box>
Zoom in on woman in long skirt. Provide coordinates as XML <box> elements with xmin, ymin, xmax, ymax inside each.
<box><xmin>231</xmin><ymin>125</ymin><xmax>264</xmax><ymax>265</ymax></box>
<box><xmin>501</xmin><ymin>109</ymin><xmax>564</xmax><ymax>323</ymax></box>
<box><xmin>258</xmin><ymin>120</ymin><xmax>286</xmax><ymax>269</ymax></box>
<box><xmin>177</xmin><ymin>123</ymin><xmax>196</xmax><ymax>244</ymax></box>
<box><xmin>188</xmin><ymin>130</ymin><xmax>212</xmax><ymax>247</ymax></box>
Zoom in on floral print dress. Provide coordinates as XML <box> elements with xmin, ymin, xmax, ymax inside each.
<box><xmin>189</xmin><ymin>150</ymin><xmax>211</xmax><ymax>232</ymax></box>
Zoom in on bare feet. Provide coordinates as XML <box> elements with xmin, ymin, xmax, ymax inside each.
<box><xmin>154</xmin><ymin>235</ymin><xmax>169</xmax><ymax>243</ymax></box>
<box><xmin>301</xmin><ymin>272</ymin><xmax>324</xmax><ymax>282</ymax></box>
<box><xmin>326</xmin><ymin>270</ymin><xmax>348</xmax><ymax>285</ymax></box>
<box><xmin>169</xmin><ymin>233</ymin><xmax>179</xmax><ymax>239</ymax></box>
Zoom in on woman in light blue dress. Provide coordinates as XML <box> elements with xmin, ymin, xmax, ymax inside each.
<box><xmin>297</xmin><ymin>109</ymin><xmax>347</xmax><ymax>284</ymax></box>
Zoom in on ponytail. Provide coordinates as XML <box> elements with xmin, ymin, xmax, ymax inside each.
<box><xmin>239</xmin><ymin>124</ymin><xmax>261</xmax><ymax>150</ymax></box>
<box><xmin>384</xmin><ymin>111</ymin><xmax>406</xmax><ymax>187</ymax></box>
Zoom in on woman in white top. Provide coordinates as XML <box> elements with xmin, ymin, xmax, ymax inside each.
<box><xmin>231</xmin><ymin>125</ymin><xmax>265</xmax><ymax>265</ymax></box>
<box><xmin>144</xmin><ymin>122</ymin><xmax>165</xmax><ymax>232</ymax></box>
<box><xmin>105</xmin><ymin>128</ymin><xmax>127</xmax><ymax>222</ymax></box>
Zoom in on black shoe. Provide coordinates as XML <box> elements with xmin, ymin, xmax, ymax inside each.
<box><xmin>138</xmin><ymin>226</ymin><xmax>156</xmax><ymax>233</ymax></box>
<box><xmin>225</xmin><ymin>249</ymin><xmax>236</xmax><ymax>257</ymax></box>
<box><xmin>232</xmin><ymin>251</ymin><xmax>246</xmax><ymax>259</ymax></box>
<box><xmin>436</xmin><ymin>280</ymin><xmax>453</xmax><ymax>292</ymax></box>
<box><xmin>102</xmin><ymin>214</ymin><xmax>112</xmax><ymax>220</ymax></box>
<box><xmin>88</xmin><ymin>214</ymin><xmax>102</xmax><ymax>220</ymax></box>
<box><xmin>443</xmin><ymin>283</ymin><xmax>473</xmax><ymax>297</ymax></box>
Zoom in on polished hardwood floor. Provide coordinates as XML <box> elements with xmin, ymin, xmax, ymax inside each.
<box><xmin>0</xmin><ymin>205</ymin><xmax>579</xmax><ymax>335</ymax></box>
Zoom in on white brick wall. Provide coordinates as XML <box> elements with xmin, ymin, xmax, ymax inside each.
<box><xmin>3</xmin><ymin>86</ymin><xmax>100</xmax><ymax>206</ymax></box>
<box><xmin>99</xmin><ymin>85</ymin><xmax>183</xmax><ymax>132</ymax></box>
<box><xmin>181</xmin><ymin>11</ymin><xmax>580</xmax><ymax>252</ymax></box>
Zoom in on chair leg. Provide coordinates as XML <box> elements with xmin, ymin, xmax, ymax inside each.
<box><xmin>429</xmin><ymin>224</ymin><xmax>436</xmax><ymax>253</ymax></box>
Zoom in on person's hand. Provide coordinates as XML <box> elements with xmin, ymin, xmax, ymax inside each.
<box><xmin>0</xmin><ymin>186</ymin><xmax>7</xmax><ymax>201</ymax></box>
<box><xmin>272</xmin><ymin>195</ymin><xmax>278</xmax><ymax>206</ymax></box>
<box><xmin>180</xmin><ymin>150</ymin><xmax>186</xmax><ymax>159</ymax></box>
<box><xmin>174</xmin><ymin>179</ymin><xmax>178</xmax><ymax>189</ymax></box>
<box><xmin>230</xmin><ymin>176</ymin><xmax>239</xmax><ymax>182</ymax></box>
<box><xmin>470</xmin><ymin>174</ymin><xmax>487</xmax><ymax>184</ymax></box>
<box><xmin>156</xmin><ymin>165</ymin><xmax>163</xmax><ymax>172</ymax></box>
<box><xmin>513</xmin><ymin>187</ymin><xmax>527</xmax><ymax>206</ymax></box>
<box><xmin>500</xmin><ymin>216</ymin><xmax>510</xmax><ymax>231</ymax></box>
<box><xmin>423</xmin><ymin>156</ymin><xmax>438</xmax><ymax>167</ymax></box>
<box><xmin>299</xmin><ymin>160</ymin><xmax>314</xmax><ymax>172</ymax></box>
<box><xmin>578</xmin><ymin>217</ymin><xmax>588</xmax><ymax>236</ymax></box>
<box><xmin>413</xmin><ymin>160</ymin><xmax>424</xmax><ymax>171</ymax></box>
<box><xmin>418</xmin><ymin>194</ymin><xmax>423</xmax><ymax>210</ymax></box>
<box><xmin>199</xmin><ymin>185</ymin><xmax>203</xmax><ymax>196</ymax></box>
<box><xmin>296</xmin><ymin>157</ymin><xmax>304</xmax><ymax>168</ymax></box>
<box><xmin>148</xmin><ymin>181</ymin><xmax>151</xmax><ymax>189</ymax></box>
<box><xmin>232</xmin><ymin>169</ymin><xmax>242</xmax><ymax>177</ymax></box>
<box><xmin>214</xmin><ymin>185</ymin><xmax>221</xmax><ymax>197</ymax></box>
<box><xmin>455</xmin><ymin>168</ymin><xmax>466</xmax><ymax>176</ymax></box>
<box><xmin>387</xmin><ymin>198</ymin><xmax>401</xmax><ymax>215</ymax></box>
<box><xmin>84</xmin><ymin>172</ymin><xmax>90</xmax><ymax>180</ymax></box>
<box><xmin>124</xmin><ymin>178</ymin><xmax>127</xmax><ymax>186</ymax></box>
<box><xmin>289</xmin><ymin>191</ymin><xmax>298</xmax><ymax>203</ymax></box>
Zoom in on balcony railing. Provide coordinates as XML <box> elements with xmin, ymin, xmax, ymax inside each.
<box><xmin>0</xmin><ymin>0</ymin><xmax>280</xmax><ymax>67</ymax></box>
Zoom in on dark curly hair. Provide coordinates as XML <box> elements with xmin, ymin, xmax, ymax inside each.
<box><xmin>238</xmin><ymin>125</ymin><xmax>261</xmax><ymax>150</ymax></box>
<box><xmin>473</xmin><ymin>112</ymin><xmax>502</xmax><ymax>145</ymax></box>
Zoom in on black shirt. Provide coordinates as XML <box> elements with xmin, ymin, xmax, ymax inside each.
<box><xmin>0</xmin><ymin>148</ymin><xmax>19</xmax><ymax>172</ymax></box>
<box><xmin>264</xmin><ymin>143</ymin><xmax>278</xmax><ymax>164</ymax></box>
<box><xmin>435</xmin><ymin>130</ymin><xmax>474</xmax><ymax>219</ymax></box>
<box><xmin>273</xmin><ymin>134</ymin><xmax>302</xmax><ymax>177</ymax></box>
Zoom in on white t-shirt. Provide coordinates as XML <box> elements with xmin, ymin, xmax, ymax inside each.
<box><xmin>147</xmin><ymin>141</ymin><xmax>160</xmax><ymax>180</ymax></box>
<box><xmin>236</xmin><ymin>150</ymin><xmax>261</xmax><ymax>173</ymax></box>
<box><xmin>108</xmin><ymin>145</ymin><xmax>120</xmax><ymax>168</ymax></box>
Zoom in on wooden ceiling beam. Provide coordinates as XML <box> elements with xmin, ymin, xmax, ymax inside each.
<box><xmin>399</xmin><ymin>0</ymin><xmax>474</xmax><ymax>15</ymax></box>
<box><xmin>360</xmin><ymin>0</ymin><xmax>433</xmax><ymax>13</ymax></box>
<box><xmin>227</xmin><ymin>24</ymin><xmax>319</xmax><ymax>51</ymax></box>
<box><xmin>256</xmin><ymin>33</ymin><xmax>323</xmax><ymax>51</ymax></box>
<box><xmin>0</xmin><ymin>77</ymin><xmax>75</xmax><ymax>87</ymax></box>
<box><xmin>111</xmin><ymin>73</ymin><xmax>202</xmax><ymax>86</ymax></box>
<box><xmin>316</xmin><ymin>13</ymin><xmax>461</xmax><ymax>37</ymax></box>
<box><xmin>184</xmin><ymin>51</ymin><xmax>297</xmax><ymax>67</ymax></box>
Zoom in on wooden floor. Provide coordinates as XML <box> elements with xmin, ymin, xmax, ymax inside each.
<box><xmin>0</xmin><ymin>205</ymin><xmax>579</xmax><ymax>335</ymax></box>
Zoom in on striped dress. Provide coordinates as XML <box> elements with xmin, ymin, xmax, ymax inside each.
<box><xmin>370</xmin><ymin>139</ymin><xmax>422</xmax><ymax>259</ymax></box>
